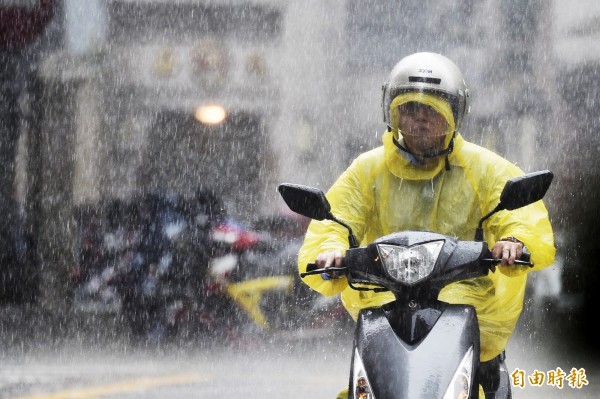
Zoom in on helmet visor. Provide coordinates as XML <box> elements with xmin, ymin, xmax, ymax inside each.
<box><xmin>389</xmin><ymin>92</ymin><xmax>455</xmax><ymax>136</ymax></box>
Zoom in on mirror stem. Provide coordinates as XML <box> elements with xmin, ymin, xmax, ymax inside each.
<box><xmin>474</xmin><ymin>225</ymin><xmax>484</xmax><ymax>242</ymax></box>
<box><xmin>474</xmin><ymin>205</ymin><xmax>501</xmax><ymax>241</ymax></box>
<box><xmin>329</xmin><ymin>213</ymin><xmax>360</xmax><ymax>248</ymax></box>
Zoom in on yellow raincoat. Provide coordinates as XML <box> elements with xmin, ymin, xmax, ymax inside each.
<box><xmin>298</xmin><ymin>94</ymin><xmax>555</xmax><ymax>362</ymax></box>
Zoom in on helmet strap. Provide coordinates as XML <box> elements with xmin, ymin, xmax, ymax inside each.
<box><xmin>392</xmin><ymin>131</ymin><xmax>456</xmax><ymax>171</ymax></box>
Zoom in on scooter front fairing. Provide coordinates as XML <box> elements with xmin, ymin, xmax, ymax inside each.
<box><xmin>351</xmin><ymin>303</ymin><xmax>480</xmax><ymax>399</ymax></box>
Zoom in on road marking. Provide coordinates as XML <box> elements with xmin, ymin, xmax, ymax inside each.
<box><xmin>14</xmin><ymin>373</ymin><xmax>211</xmax><ymax>399</ymax></box>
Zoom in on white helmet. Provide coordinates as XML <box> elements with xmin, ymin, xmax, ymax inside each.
<box><xmin>382</xmin><ymin>52</ymin><xmax>470</xmax><ymax>130</ymax></box>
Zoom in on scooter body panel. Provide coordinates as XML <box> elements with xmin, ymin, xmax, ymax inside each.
<box><xmin>352</xmin><ymin>304</ymin><xmax>480</xmax><ymax>399</ymax></box>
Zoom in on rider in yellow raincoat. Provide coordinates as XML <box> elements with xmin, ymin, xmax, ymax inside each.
<box><xmin>297</xmin><ymin>52</ymin><xmax>555</xmax><ymax>398</ymax></box>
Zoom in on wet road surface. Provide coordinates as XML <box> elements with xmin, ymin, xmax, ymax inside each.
<box><xmin>0</xmin><ymin>330</ymin><xmax>354</xmax><ymax>399</ymax></box>
<box><xmin>0</xmin><ymin>307</ymin><xmax>598</xmax><ymax>398</ymax></box>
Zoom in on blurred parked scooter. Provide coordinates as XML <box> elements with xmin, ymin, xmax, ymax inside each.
<box><xmin>71</xmin><ymin>190</ymin><xmax>351</xmax><ymax>346</ymax></box>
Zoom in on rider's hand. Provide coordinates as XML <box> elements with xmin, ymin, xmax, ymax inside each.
<box><xmin>315</xmin><ymin>250</ymin><xmax>344</xmax><ymax>279</ymax></box>
<box><xmin>491</xmin><ymin>238</ymin><xmax>524</xmax><ymax>267</ymax></box>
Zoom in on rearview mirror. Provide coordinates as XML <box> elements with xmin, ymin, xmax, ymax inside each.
<box><xmin>277</xmin><ymin>183</ymin><xmax>332</xmax><ymax>221</ymax></box>
<box><xmin>277</xmin><ymin>183</ymin><xmax>359</xmax><ymax>248</ymax></box>
<box><xmin>498</xmin><ymin>170</ymin><xmax>554</xmax><ymax>211</ymax></box>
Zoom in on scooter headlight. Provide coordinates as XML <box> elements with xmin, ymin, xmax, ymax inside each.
<box><xmin>377</xmin><ymin>241</ymin><xmax>444</xmax><ymax>285</ymax></box>
<box><xmin>442</xmin><ymin>345</ymin><xmax>475</xmax><ymax>399</ymax></box>
<box><xmin>352</xmin><ymin>348</ymin><xmax>375</xmax><ymax>399</ymax></box>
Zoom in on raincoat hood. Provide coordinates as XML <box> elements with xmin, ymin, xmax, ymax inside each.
<box><xmin>385</xmin><ymin>92</ymin><xmax>457</xmax><ymax>180</ymax></box>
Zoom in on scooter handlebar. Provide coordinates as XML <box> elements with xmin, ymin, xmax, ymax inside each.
<box><xmin>302</xmin><ymin>249</ymin><xmax>533</xmax><ymax>280</ymax></box>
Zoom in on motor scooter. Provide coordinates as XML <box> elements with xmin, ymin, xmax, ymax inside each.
<box><xmin>277</xmin><ymin>170</ymin><xmax>553</xmax><ymax>399</ymax></box>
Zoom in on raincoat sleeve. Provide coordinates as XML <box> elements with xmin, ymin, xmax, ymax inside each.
<box><xmin>297</xmin><ymin>158</ymin><xmax>371</xmax><ymax>296</ymax></box>
<box><xmin>480</xmin><ymin>161</ymin><xmax>555</xmax><ymax>277</ymax></box>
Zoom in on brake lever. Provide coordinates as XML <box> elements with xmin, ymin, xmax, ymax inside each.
<box><xmin>300</xmin><ymin>263</ymin><xmax>347</xmax><ymax>278</ymax></box>
<box><xmin>482</xmin><ymin>258</ymin><xmax>534</xmax><ymax>270</ymax></box>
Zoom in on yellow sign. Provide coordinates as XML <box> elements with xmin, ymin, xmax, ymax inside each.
<box><xmin>153</xmin><ymin>47</ymin><xmax>176</xmax><ymax>77</ymax></box>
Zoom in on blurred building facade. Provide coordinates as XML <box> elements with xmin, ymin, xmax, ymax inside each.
<box><xmin>39</xmin><ymin>0</ymin><xmax>283</xmax><ymax>219</ymax></box>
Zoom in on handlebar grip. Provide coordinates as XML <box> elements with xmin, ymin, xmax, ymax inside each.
<box><xmin>483</xmin><ymin>245</ymin><xmax>534</xmax><ymax>268</ymax></box>
<box><xmin>306</xmin><ymin>262</ymin><xmax>318</xmax><ymax>273</ymax></box>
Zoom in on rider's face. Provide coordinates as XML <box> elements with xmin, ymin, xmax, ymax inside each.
<box><xmin>398</xmin><ymin>102</ymin><xmax>448</xmax><ymax>162</ymax></box>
